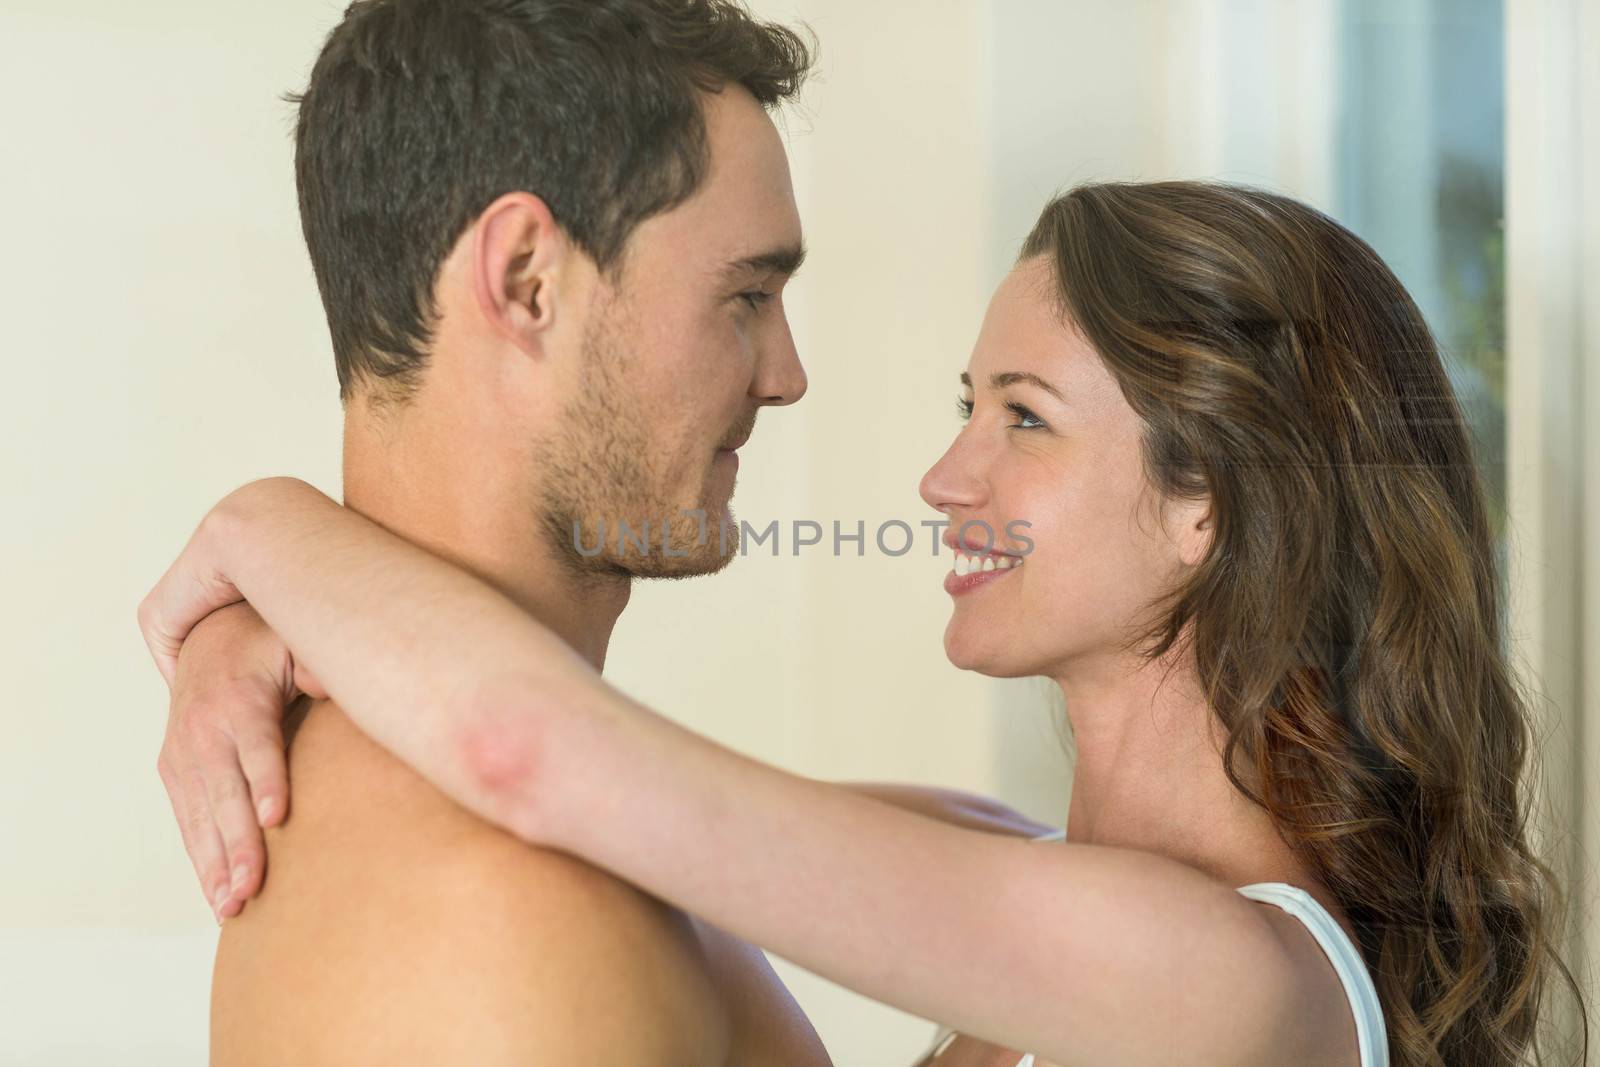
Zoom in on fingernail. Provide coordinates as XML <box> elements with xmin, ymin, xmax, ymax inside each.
<box><xmin>256</xmin><ymin>798</ymin><xmax>275</xmax><ymax>824</ymax></box>
<box><xmin>231</xmin><ymin>865</ymin><xmax>249</xmax><ymax>892</ymax></box>
<box><xmin>212</xmin><ymin>884</ymin><xmax>228</xmax><ymax>913</ymax></box>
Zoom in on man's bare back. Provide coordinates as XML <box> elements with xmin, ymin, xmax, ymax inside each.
<box><xmin>211</xmin><ymin>696</ymin><xmax>831</xmax><ymax>1066</ymax></box>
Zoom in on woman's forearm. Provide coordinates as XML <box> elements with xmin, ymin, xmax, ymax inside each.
<box><xmin>524</xmin><ymin>691</ymin><xmax>1279</xmax><ymax>1065</ymax></box>
<box><xmin>533</xmin><ymin>701</ymin><xmax>1033</xmax><ymax>1025</ymax></box>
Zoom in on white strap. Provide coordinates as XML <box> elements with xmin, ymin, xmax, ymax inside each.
<box><xmin>1234</xmin><ymin>882</ymin><xmax>1389</xmax><ymax>1066</ymax></box>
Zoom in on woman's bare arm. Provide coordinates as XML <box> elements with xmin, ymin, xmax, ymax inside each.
<box><xmin>139</xmin><ymin>477</ymin><xmax>596</xmax><ymax>829</ymax></box>
<box><xmin>138</xmin><ymin>477</ymin><xmax>1307</xmax><ymax>1066</ymax></box>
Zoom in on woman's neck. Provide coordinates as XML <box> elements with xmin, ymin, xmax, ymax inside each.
<box><xmin>1054</xmin><ymin>649</ymin><xmax>1303</xmax><ymax>889</ymax></box>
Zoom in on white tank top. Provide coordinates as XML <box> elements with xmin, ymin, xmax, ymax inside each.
<box><xmin>923</xmin><ymin>828</ymin><xmax>1389</xmax><ymax>1067</ymax></box>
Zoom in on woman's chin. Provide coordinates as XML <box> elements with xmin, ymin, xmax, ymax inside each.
<box><xmin>942</xmin><ymin>625</ymin><xmax>1035</xmax><ymax>677</ymax></box>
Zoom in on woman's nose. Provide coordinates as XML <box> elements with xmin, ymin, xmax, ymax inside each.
<box><xmin>919</xmin><ymin>435</ymin><xmax>987</xmax><ymax>516</ymax></box>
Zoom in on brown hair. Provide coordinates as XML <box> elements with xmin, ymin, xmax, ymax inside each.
<box><xmin>1021</xmin><ymin>180</ymin><xmax>1587</xmax><ymax>1065</ymax></box>
<box><xmin>288</xmin><ymin>0</ymin><xmax>813</xmax><ymax>402</ymax></box>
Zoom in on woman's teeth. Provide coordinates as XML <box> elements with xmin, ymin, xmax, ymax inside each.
<box><xmin>952</xmin><ymin>552</ymin><xmax>1019</xmax><ymax>576</ymax></box>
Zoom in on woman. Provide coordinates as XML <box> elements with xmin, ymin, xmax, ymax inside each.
<box><xmin>139</xmin><ymin>181</ymin><xmax>1585</xmax><ymax>1065</ymax></box>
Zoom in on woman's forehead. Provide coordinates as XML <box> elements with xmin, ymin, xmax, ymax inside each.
<box><xmin>973</xmin><ymin>268</ymin><xmax>1087</xmax><ymax>374</ymax></box>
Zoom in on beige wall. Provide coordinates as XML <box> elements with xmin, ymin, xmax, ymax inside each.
<box><xmin>3</xmin><ymin>4</ymin><xmax>345</xmax><ymax>1062</ymax></box>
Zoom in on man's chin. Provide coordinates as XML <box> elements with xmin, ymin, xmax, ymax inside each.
<box><xmin>626</xmin><ymin>506</ymin><xmax>741</xmax><ymax>578</ymax></box>
<box><xmin>577</xmin><ymin>495</ymin><xmax>741</xmax><ymax>579</ymax></box>
<box><xmin>630</xmin><ymin>539</ymin><xmax>739</xmax><ymax>579</ymax></box>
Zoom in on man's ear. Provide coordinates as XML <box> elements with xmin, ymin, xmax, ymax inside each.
<box><xmin>471</xmin><ymin>192</ymin><xmax>566</xmax><ymax>355</ymax></box>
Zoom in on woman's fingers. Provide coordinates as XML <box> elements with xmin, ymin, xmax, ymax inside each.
<box><xmin>161</xmin><ymin>602</ymin><xmax>299</xmax><ymax>917</ymax></box>
<box><xmin>159</xmin><ymin>752</ymin><xmax>232</xmax><ymax>922</ymax></box>
<box><xmin>197</xmin><ymin>732</ymin><xmax>266</xmax><ymax>919</ymax></box>
<box><xmin>235</xmin><ymin>718</ymin><xmax>290</xmax><ymax>830</ymax></box>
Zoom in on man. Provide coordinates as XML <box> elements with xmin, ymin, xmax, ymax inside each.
<box><xmin>170</xmin><ymin>1</ymin><xmax>831</xmax><ymax>1061</ymax></box>
<box><xmin>157</xmin><ymin>2</ymin><xmax>1057</xmax><ymax>1062</ymax></box>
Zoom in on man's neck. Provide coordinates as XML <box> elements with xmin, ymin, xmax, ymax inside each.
<box><xmin>340</xmin><ymin>406</ymin><xmax>631</xmax><ymax>673</ymax></box>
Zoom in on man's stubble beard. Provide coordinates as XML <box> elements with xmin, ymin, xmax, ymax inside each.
<box><xmin>535</xmin><ymin>298</ymin><xmax>739</xmax><ymax>583</ymax></box>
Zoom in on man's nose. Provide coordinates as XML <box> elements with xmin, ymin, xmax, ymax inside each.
<box><xmin>753</xmin><ymin>312</ymin><xmax>807</xmax><ymax>407</ymax></box>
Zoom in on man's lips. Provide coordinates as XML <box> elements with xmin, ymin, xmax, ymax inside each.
<box><xmin>720</xmin><ymin>419</ymin><xmax>756</xmax><ymax>452</ymax></box>
<box><xmin>714</xmin><ymin>438</ymin><xmax>743</xmax><ymax>472</ymax></box>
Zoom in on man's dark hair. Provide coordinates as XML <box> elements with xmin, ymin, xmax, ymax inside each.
<box><xmin>286</xmin><ymin>0</ymin><xmax>813</xmax><ymax>402</ymax></box>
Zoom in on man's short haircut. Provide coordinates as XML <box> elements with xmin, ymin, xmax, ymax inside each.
<box><xmin>287</xmin><ymin>0</ymin><xmax>814</xmax><ymax>402</ymax></box>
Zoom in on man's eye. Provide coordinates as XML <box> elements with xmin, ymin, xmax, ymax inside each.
<box><xmin>739</xmin><ymin>290</ymin><xmax>774</xmax><ymax>311</ymax></box>
<box><xmin>955</xmin><ymin>396</ymin><xmax>974</xmax><ymax>421</ymax></box>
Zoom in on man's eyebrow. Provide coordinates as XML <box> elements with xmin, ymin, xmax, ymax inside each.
<box><xmin>720</xmin><ymin>241</ymin><xmax>807</xmax><ymax>281</ymax></box>
<box><xmin>959</xmin><ymin>370</ymin><xmax>1066</xmax><ymax>401</ymax></box>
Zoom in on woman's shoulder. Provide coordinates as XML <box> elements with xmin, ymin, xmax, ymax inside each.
<box><xmin>1042</xmin><ymin>828</ymin><xmax>1380</xmax><ymax>1066</ymax></box>
<box><xmin>1236</xmin><ymin>883</ymin><xmax>1385</xmax><ymax>1067</ymax></box>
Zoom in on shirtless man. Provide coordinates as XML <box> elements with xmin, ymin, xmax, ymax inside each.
<box><xmin>166</xmin><ymin>1</ymin><xmax>833</xmax><ymax>1061</ymax></box>
<box><xmin>153</xmin><ymin>3</ymin><xmax>1062</xmax><ymax>1062</ymax></box>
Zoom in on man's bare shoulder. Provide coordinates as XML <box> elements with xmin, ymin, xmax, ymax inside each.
<box><xmin>212</xmin><ymin>699</ymin><xmax>728</xmax><ymax>1066</ymax></box>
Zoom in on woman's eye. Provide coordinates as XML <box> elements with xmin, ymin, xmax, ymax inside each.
<box><xmin>956</xmin><ymin>397</ymin><xmax>1046</xmax><ymax>430</ymax></box>
<box><xmin>1004</xmin><ymin>401</ymin><xmax>1046</xmax><ymax>430</ymax></box>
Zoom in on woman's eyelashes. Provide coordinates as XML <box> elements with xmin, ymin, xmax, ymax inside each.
<box><xmin>955</xmin><ymin>395</ymin><xmax>1047</xmax><ymax>431</ymax></box>
<box><xmin>1004</xmin><ymin>401</ymin><xmax>1046</xmax><ymax>429</ymax></box>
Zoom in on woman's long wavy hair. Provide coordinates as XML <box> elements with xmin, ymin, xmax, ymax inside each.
<box><xmin>1021</xmin><ymin>180</ymin><xmax>1587</xmax><ymax>1066</ymax></box>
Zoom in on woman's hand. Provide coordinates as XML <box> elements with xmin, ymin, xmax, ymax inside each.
<box><xmin>136</xmin><ymin>477</ymin><xmax>320</xmax><ymax>686</ymax></box>
<box><xmin>135</xmin><ymin>475</ymin><xmax>602</xmax><ymax>880</ymax></box>
<box><xmin>158</xmin><ymin>602</ymin><xmax>320</xmax><ymax>922</ymax></box>
<box><xmin>137</xmin><ymin>479</ymin><xmax>332</xmax><ymax>921</ymax></box>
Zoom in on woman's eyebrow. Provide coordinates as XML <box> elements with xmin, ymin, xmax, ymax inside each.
<box><xmin>958</xmin><ymin>370</ymin><xmax>1065</xmax><ymax>401</ymax></box>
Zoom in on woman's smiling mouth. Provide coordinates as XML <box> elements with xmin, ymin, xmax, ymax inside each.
<box><xmin>943</xmin><ymin>548</ymin><xmax>1024</xmax><ymax>596</ymax></box>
